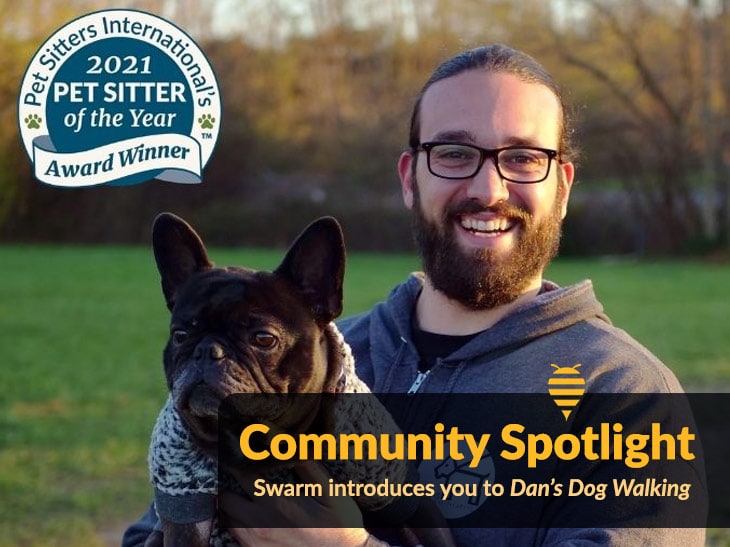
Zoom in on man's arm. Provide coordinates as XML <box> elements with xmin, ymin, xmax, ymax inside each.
<box><xmin>218</xmin><ymin>462</ymin><xmax>413</xmax><ymax>547</ymax></box>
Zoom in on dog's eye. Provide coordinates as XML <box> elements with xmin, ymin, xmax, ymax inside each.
<box><xmin>172</xmin><ymin>330</ymin><xmax>188</xmax><ymax>345</ymax></box>
<box><xmin>252</xmin><ymin>331</ymin><xmax>278</xmax><ymax>349</ymax></box>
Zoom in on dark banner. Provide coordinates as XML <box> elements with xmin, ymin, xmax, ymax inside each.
<box><xmin>213</xmin><ymin>393</ymin><xmax>724</xmax><ymax>529</ymax></box>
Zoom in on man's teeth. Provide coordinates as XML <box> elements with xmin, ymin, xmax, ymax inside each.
<box><xmin>461</xmin><ymin>217</ymin><xmax>513</xmax><ymax>233</ymax></box>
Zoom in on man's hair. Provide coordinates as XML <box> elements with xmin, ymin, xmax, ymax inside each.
<box><xmin>408</xmin><ymin>43</ymin><xmax>578</xmax><ymax>163</ymax></box>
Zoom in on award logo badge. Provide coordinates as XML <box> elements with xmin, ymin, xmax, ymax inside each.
<box><xmin>18</xmin><ymin>9</ymin><xmax>221</xmax><ymax>187</ymax></box>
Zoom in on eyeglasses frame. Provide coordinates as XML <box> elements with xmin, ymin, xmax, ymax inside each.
<box><xmin>416</xmin><ymin>141</ymin><xmax>560</xmax><ymax>184</ymax></box>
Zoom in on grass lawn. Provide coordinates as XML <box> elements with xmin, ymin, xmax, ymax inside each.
<box><xmin>0</xmin><ymin>244</ymin><xmax>728</xmax><ymax>545</ymax></box>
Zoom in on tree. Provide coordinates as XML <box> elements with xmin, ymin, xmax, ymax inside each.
<box><xmin>550</xmin><ymin>0</ymin><xmax>729</xmax><ymax>252</ymax></box>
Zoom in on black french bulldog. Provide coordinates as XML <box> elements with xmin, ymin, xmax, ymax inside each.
<box><xmin>147</xmin><ymin>212</ymin><xmax>454</xmax><ymax>547</ymax></box>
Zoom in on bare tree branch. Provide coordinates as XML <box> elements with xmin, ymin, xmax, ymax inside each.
<box><xmin>587</xmin><ymin>0</ymin><xmax>683</xmax><ymax>126</ymax></box>
<box><xmin>550</xmin><ymin>32</ymin><xmax>657</xmax><ymax>132</ymax></box>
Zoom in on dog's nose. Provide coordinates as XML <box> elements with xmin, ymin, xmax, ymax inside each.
<box><xmin>195</xmin><ymin>339</ymin><xmax>225</xmax><ymax>361</ymax></box>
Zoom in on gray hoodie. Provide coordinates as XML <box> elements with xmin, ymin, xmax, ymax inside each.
<box><xmin>339</xmin><ymin>274</ymin><xmax>706</xmax><ymax>546</ymax></box>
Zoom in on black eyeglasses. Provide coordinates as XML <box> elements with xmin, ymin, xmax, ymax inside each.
<box><xmin>416</xmin><ymin>142</ymin><xmax>559</xmax><ymax>183</ymax></box>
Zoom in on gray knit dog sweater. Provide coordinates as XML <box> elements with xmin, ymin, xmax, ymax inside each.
<box><xmin>149</xmin><ymin>323</ymin><xmax>406</xmax><ymax>545</ymax></box>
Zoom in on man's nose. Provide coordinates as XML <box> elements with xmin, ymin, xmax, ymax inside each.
<box><xmin>465</xmin><ymin>157</ymin><xmax>509</xmax><ymax>204</ymax></box>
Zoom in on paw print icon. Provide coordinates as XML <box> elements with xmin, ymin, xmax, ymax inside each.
<box><xmin>25</xmin><ymin>114</ymin><xmax>43</xmax><ymax>130</ymax></box>
<box><xmin>198</xmin><ymin>114</ymin><xmax>215</xmax><ymax>129</ymax></box>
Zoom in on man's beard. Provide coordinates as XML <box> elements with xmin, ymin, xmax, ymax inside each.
<box><xmin>411</xmin><ymin>181</ymin><xmax>565</xmax><ymax>310</ymax></box>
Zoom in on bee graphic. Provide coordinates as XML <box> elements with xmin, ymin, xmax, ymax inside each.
<box><xmin>548</xmin><ymin>364</ymin><xmax>585</xmax><ymax>420</ymax></box>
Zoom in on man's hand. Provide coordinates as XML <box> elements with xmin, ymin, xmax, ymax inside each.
<box><xmin>227</xmin><ymin>526</ymin><xmax>370</xmax><ymax>547</ymax></box>
<box><xmin>219</xmin><ymin>461</ymin><xmax>370</xmax><ymax>547</ymax></box>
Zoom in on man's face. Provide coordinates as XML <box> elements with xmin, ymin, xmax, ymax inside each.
<box><xmin>398</xmin><ymin>70</ymin><xmax>575</xmax><ymax>309</ymax></box>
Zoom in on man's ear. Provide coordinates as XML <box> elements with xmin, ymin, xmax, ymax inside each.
<box><xmin>275</xmin><ymin>217</ymin><xmax>345</xmax><ymax>325</ymax></box>
<box><xmin>398</xmin><ymin>151</ymin><xmax>416</xmax><ymax>209</ymax></box>
<box><xmin>557</xmin><ymin>161</ymin><xmax>575</xmax><ymax>220</ymax></box>
<box><xmin>152</xmin><ymin>213</ymin><xmax>213</xmax><ymax>311</ymax></box>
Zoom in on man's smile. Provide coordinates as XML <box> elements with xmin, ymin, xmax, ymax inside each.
<box><xmin>459</xmin><ymin>215</ymin><xmax>517</xmax><ymax>236</ymax></box>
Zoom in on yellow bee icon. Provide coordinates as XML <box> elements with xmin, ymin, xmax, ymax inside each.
<box><xmin>548</xmin><ymin>364</ymin><xmax>585</xmax><ymax>420</ymax></box>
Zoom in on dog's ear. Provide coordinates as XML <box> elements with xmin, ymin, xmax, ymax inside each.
<box><xmin>275</xmin><ymin>217</ymin><xmax>345</xmax><ymax>324</ymax></box>
<box><xmin>152</xmin><ymin>213</ymin><xmax>213</xmax><ymax>310</ymax></box>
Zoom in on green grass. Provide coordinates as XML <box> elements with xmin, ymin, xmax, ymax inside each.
<box><xmin>0</xmin><ymin>245</ymin><xmax>728</xmax><ymax>545</ymax></box>
<box><xmin>546</xmin><ymin>258</ymin><xmax>730</xmax><ymax>387</ymax></box>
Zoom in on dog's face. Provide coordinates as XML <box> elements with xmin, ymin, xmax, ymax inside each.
<box><xmin>152</xmin><ymin>213</ymin><xmax>346</xmax><ymax>454</ymax></box>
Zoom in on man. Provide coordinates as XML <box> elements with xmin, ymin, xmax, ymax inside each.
<box><xmin>123</xmin><ymin>44</ymin><xmax>705</xmax><ymax>546</ymax></box>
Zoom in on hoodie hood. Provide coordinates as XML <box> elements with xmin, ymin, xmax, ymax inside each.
<box><xmin>341</xmin><ymin>273</ymin><xmax>682</xmax><ymax>395</ymax></box>
<box><xmin>370</xmin><ymin>273</ymin><xmax>607</xmax><ymax>363</ymax></box>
